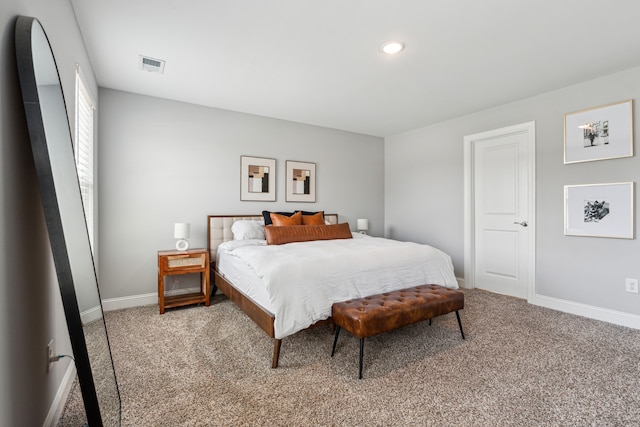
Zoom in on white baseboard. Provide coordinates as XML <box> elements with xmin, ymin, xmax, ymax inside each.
<box><xmin>44</xmin><ymin>362</ymin><xmax>76</xmax><ymax>427</ymax></box>
<box><xmin>456</xmin><ymin>277</ymin><xmax>466</xmax><ymax>289</ymax></box>
<box><xmin>102</xmin><ymin>292</ymin><xmax>157</xmax><ymax>311</ymax></box>
<box><xmin>80</xmin><ymin>305</ymin><xmax>103</xmax><ymax>324</ymax></box>
<box><xmin>532</xmin><ymin>293</ymin><xmax>640</xmax><ymax>330</ymax></box>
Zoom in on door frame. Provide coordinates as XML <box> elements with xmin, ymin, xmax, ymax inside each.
<box><xmin>463</xmin><ymin>121</ymin><xmax>536</xmax><ymax>302</ymax></box>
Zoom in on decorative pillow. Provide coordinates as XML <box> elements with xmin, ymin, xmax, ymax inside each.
<box><xmin>262</xmin><ymin>210</ymin><xmax>327</xmax><ymax>225</ymax></box>
<box><xmin>271</xmin><ymin>211</ymin><xmax>302</xmax><ymax>226</ymax></box>
<box><xmin>262</xmin><ymin>210</ymin><xmax>294</xmax><ymax>226</ymax></box>
<box><xmin>264</xmin><ymin>223</ymin><xmax>353</xmax><ymax>245</ymax></box>
<box><xmin>301</xmin><ymin>211</ymin><xmax>325</xmax><ymax>225</ymax></box>
<box><xmin>231</xmin><ymin>220</ymin><xmax>265</xmax><ymax>240</ymax></box>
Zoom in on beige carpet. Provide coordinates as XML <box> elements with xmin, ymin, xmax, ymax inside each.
<box><xmin>58</xmin><ymin>289</ymin><xmax>640</xmax><ymax>426</ymax></box>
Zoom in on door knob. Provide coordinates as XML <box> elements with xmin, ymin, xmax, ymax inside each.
<box><xmin>513</xmin><ymin>221</ymin><xmax>528</xmax><ymax>227</ymax></box>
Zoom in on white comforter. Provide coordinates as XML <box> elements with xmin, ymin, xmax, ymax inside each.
<box><xmin>219</xmin><ymin>235</ymin><xmax>458</xmax><ymax>339</ymax></box>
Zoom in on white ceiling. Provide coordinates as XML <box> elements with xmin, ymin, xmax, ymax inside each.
<box><xmin>70</xmin><ymin>0</ymin><xmax>640</xmax><ymax>137</ymax></box>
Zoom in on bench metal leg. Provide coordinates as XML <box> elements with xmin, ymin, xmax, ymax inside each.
<box><xmin>331</xmin><ymin>326</ymin><xmax>341</xmax><ymax>357</ymax></box>
<box><xmin>455</xmin><ymin>311</ymin><xmax>465</xmax><ymax>340</ymax></box>
<box><xmin>359</xmin><ymin>338</ymin><xmax>365</xmax><ymax>379</ymax></box>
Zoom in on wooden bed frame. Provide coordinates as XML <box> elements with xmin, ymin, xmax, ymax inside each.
<box><xmin>207</xmin><ymin>213</ymin><xmax>339</xmax><ymax>368</ymax></box>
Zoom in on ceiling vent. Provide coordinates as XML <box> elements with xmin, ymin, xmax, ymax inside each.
<box><xmin>138</xmin><ymin>55</ymin><xmax>165</xmax><ymax>74</ymax></box>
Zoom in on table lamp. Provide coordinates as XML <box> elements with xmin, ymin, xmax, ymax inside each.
<box><xmin>174</xmin><ymin>223</ymin><xmax>190</xmax><ymax>250</ymax></box>
<box><xmin>357</xmin><ymin>219</ymin><xmax>369</xmax><ymax>235</ymax></box>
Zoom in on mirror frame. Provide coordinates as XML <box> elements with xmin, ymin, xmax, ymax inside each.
<box><xmin>14</xmin><ymin>15</ymin><xmax>121</xmax><ymax>426</ymax></box>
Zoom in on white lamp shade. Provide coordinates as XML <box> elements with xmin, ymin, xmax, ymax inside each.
<box><xmin>174</xmin><ymin>223</ymin><xmax>190</xmax><ymax>239</ymax></box>
<box><xmin>357</xmin><ymin>219</ymin><xmax>369</xmax><ymax>231</ymax></box>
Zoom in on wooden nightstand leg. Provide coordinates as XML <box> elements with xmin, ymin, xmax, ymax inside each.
<box><xmin>203</xmin><ymin>270</ymin><xmax>211</xmax><ymax>307</ymax></box>
<box><xmin>158</xmin><ymin>271</ymin><xmax>165</xmax><ymax>314</ymax></box>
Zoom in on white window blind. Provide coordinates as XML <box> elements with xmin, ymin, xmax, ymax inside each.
<box><xmin>75</xmin><ymin>67</ymin><xmax>96</xmax><ymax>252</ymax></box>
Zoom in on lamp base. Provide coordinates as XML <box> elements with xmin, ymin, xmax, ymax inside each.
<box><xmin>175</xmin><ymin>239</ymin><xmax>190</xmax><ymax>251</ymax></box>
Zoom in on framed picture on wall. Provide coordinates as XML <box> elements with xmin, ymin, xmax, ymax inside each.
<box><xmin>564</xmin><ymin>182</ymin><xmax>634</xmax><ymax>239</ymax></box>
<box><xmin>286</xmin><ymin>160</ymin><xmax>316</xmax><ymax>202</ymax></box>
<box><xmin>240</xmin><ymin>156</ymin><xmax>276</xmax><ymax>201</ymax></box>
<box><xmin>563</xmin><ymin>100</ymin><xmax>633</xmax><ymax>164</ymax></box>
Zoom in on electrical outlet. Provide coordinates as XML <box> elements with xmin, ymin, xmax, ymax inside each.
<box><xmin>47</xmin><ymin>340</ymin><xmax>54</xmax><ymax>372</ymax></box>
<box><xmin>625</xmin><ymin>278</ymin><xmax>639</xmax><ymax>294</ymax></box>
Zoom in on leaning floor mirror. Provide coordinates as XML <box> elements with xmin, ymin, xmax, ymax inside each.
<box><xmin>15</xmin><ymin>16</ymin><xmax>121</xmax><ymax>426</ymax></box>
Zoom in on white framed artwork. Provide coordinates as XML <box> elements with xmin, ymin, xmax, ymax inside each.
<box><xmin>286</xmin><ymin>160</ymin><xmax>316</xmax><ymax>202</ymax></box>
<box><xmin>564</xmin><ymin>182</ymin><xmax>634</xmax><ymax>239</ymax></box>
<box><xmin>240</xmin><ymin>156</ymin><xmax>276</xmax><ymax>201</ymax></box>
<box><xmin>564</xmin><ymin>100</ymin><xmax>633</xmax><ymax>164</ymax></box>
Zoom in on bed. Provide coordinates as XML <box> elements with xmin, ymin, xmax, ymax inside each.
<box><xmin>207</xmin><ymin>213</ymin><xmax>458</xmax><ymax>368</ymax></box>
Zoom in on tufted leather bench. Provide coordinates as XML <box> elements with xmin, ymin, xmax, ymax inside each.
<box><xmin>331</xmin><ymin>284</ymin><xmax>465</xmax><ymax>378</ymax></box>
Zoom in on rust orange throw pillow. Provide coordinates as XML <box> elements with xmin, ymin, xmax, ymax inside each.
<box><xmin>301</xmin><ymin>211</ymin><xmax>325</xmax><ymax>225</ymax></box>
<box><xmin>270</xmin><ymin>211</ymin><xmax>302</xmax><ymax>226</ymax></box>
<box><xmin>265</xmin><ymin>223</ymin><xmax>353</xmax><ymax>245</ymax></box>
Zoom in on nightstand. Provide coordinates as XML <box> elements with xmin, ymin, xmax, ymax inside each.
<box><xmin>157</xmin><ymin>249</ymin><xmax>210</xmax><ymax>314</ymax></box>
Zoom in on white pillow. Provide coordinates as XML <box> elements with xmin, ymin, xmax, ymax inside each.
<box><xmin>231</xmin><ymin>220</ymin><xmax>265</xmax><ymax>240</ymax></box>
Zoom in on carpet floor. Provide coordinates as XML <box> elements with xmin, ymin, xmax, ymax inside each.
<box><xmin>58</xmin><ymin>289</ymin><xmax>640</xmax><ymax>426</ymax></box>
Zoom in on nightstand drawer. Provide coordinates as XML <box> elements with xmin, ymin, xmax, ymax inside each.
<box><xmin>158</xmin><ymin>250</ymin><xmax>207</xmax><ymax>272</ymax></box>
<box><xmin>166</xmin><ymin>254</ymin><xmax>206</xmax><ymax>269</ymax></box>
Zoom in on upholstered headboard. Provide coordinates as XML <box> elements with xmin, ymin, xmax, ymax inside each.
<box><xmin>207</xmin><ymin>213</ymin><xmax>339</xmax><ymax>261</ymax></box>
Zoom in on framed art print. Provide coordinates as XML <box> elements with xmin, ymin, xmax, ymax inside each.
<box><xmin>564</xmin><ymin>182</ymin><xmax>634</xmax><ymax>239</ymax></box>
<box><xmin>286</xmin><ymin>160</ymin><xmax>316</xmax><ymax>202</ymax></box>
<box><xmin>564</xmin><ymin>100</ymin><xmax>633</xmax><ymax>164</ymax></box>
<box><xmin>240</xmin><ymin>156</ymin><xmax>276</xmax><ymax>201</ymax></box>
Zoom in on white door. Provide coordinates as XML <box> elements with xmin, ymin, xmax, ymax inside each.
<box><xmin>464</xmin><ymin>122</ymin><xmax>535</xmax><ymax>300</ymax></box>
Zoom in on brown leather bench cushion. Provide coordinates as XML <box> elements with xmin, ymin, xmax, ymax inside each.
<box><xmin>331</xmin><ymin>284</ymin><xmax>464</xmax><ymax>339</ymax></box>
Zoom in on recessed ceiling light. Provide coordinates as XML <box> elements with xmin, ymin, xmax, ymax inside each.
<box><xmin>381</xmin><ymin>41</ymin><xmax>404</xmax><ymax>55</ymax></box>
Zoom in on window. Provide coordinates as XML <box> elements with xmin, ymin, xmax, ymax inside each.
<box><xmin>75</xmin><ymin>66</ymin><xmax>96</xmax><ymax>251</ymax></box>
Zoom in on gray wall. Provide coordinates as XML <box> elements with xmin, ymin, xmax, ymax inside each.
<box><xmin>0</xmin><ymin>0</ymin><xmax>98</xmax><ymax>425</ymax></box>
<box><xmin>98</xmin><ymin>89</ymin><xmax>384</xmax><ymax>301</ymax></box>
<box><xmin>385</xmin><ymin>66</ymin><xmax>640</xmax><ymax>317</ymax></box>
